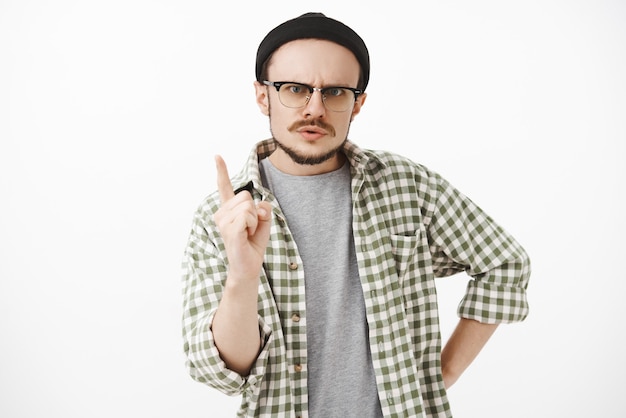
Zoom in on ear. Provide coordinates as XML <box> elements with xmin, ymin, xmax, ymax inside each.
<box><xmin>254</xmin><ymin>81</ymin><xmax>270</xmax><ymax>116</ymax></box>
<box><xmin>350</xmin><ymin>92</ymin><xmax>367</xmax><ymax>121</ymax></box>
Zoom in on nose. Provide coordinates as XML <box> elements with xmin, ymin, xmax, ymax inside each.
<box><xmin>303</xmin><ymin>89</ymin><xmax>326</xmax><ymax>118</ymax></box>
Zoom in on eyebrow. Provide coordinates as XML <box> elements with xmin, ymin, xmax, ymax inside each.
<box><xmin>279</xmin><ymin>81</ymin><xmax>357</xmax><ymax>89</ymax></box>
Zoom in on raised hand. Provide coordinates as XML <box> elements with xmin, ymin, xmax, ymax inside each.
<box><xmin>213</xmin><ymin>155</ymin><xmax>272</xmax><ymax>283</ymax></box>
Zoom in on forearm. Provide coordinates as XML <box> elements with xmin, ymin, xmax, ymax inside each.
<box><xmin>440</xmin><ymin>318</ymin><xmax>498</xmax><ymax>389</ymax></box>
<box><xmin>211</xmin><ymin>276</ymin><xmax>262</xmax><ymax>376</ymax></box>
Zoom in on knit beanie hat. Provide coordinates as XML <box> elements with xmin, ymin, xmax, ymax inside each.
<box><xmin>255</xmin><ymin>12</ymin><xmax>370</xmax><ymax>90</ymax></box>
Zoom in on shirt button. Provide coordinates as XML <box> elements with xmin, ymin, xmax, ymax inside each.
<box><xmin>291</xmin><ymin>313</ymin><xmax>301</xmax><ymax>322</ymax></box>
<box><xmin>294</xmin><ymin>364</ymin><xmax>302</xmax><ymax>372</ymax></box>
<box><xmin>289</xmin><ymin>262</ymin><xmax>298</xmax><ymax>270</ymax></box>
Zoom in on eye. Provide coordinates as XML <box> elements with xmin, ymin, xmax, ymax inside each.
<box><xmin>325</xmin><ymin>88</ymin><xmax>345</xmax><ymax>97</ymax></box>
<box><xmin>286</xmin><ymin>84</ymin><xmax>306</xmax><ymax>94</ymax></box>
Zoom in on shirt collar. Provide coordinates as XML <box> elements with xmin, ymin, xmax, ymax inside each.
<box><xmin>232</xmin><ymin>138</ymin><xmax>386</xmax><ymax>195</ymax></box>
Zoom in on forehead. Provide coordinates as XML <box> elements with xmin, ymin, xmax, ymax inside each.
<box><xmin>267</xmin><ymin>39</ymin><xmax>360</xmax><ymax>86</ymax></box>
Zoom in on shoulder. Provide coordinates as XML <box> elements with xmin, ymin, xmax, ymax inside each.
<box><xmin>360</xmin><ymin>148</ymin><xmax>443</xmax><ymax>189</ymax></box>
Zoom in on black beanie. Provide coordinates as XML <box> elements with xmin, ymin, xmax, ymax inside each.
<box><xmin>255</xmin><ymin>12</ymin><xmax>370</xmax><ymax>90</ymax></box>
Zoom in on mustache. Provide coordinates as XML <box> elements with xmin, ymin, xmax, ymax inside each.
<box><xmin>287</xmin><ymin>119</ymin><xmax>336</xmax><ymax>137</ymax></box>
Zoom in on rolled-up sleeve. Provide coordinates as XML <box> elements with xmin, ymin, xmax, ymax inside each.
<box><xmin>427</xmin><ymin>173</ymin><xmax>531</xmax><ymax>324</ymax></box>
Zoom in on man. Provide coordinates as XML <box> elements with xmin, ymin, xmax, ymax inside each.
<box><xmin>182</xmin><ymin>12</ymin><xmax>530</xmax><ymax>418</ymax></box>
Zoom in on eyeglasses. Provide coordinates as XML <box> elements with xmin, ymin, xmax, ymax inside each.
<box><xmin>263</xmin><ymin>81</ymin><xmax>363</xmax><ymax>112</ymax></box>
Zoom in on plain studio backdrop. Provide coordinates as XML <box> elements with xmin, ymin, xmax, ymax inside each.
<box><xmin>1</xmin><ymin>1</ymin><xmax>624</xmax><ymax>417</ymax></box>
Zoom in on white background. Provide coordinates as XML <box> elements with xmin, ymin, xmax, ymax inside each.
<box><xmin>1</xmin><ymin>0</ymin><xmax>625</xmax><ymax>417</ymax></box>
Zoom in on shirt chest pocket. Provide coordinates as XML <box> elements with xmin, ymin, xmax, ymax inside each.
<box><xmin>389</xmin><ymin>231</ymin><xmax>420</xmax><ymax>281</ymax></box>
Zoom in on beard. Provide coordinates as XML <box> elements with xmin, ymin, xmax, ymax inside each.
<box><xmin>272</xmin><ymin>134</ymin><xmax>347</xmax><ymax>166</ymax></box>
<box><xmin>268</xmin><ymin>98</ymin><xmax>350</xmax><ymax>166</ymax></box>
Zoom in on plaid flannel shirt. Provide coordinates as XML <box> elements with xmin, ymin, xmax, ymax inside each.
<box><xmin>182</xmin><ymin>139</ymin><xmax>530</xmax><ymax>417</ymax></box>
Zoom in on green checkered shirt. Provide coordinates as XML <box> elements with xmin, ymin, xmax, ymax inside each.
<box><xmin>182</xmin><ymin>139</ymin><xmax>530</xmax><ymax>417</ymax></box>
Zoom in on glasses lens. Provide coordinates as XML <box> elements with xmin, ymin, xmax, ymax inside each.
<box><xmin>278</xmin><ymin>83</ymin><xmax>310</xmax><ymax>108</ymax></box>
<box><xmin>322</xmin><ymin>87</ymin><xmax>354</xmax><ymax>112</ymax></box>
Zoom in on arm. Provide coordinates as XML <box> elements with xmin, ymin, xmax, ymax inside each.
<box><xmin>427</xmin><ymin>172</ymin><xmax>531</xmax><ymax>324</ymax></box>
<box><xmin>440</xmin><ymin>318</ymin><xmax>498</xmax><ymax>389</ymax></box>
<box><xmin>211</xmin><ymin>156</ymin><xmax>272</xmax><ymax>376</ymax></box>
<box><xmin>425</xmin><ymin>172</ymin><xmax>530</xmax><ymax>385</ymax></box>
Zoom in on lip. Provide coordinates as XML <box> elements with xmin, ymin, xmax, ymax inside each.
<box><xmin>296</xmin><ymin>126</ymin><xmax>328</xmax><ymax>141</ymax></box>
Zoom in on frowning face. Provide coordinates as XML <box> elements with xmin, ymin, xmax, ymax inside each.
<box><xmin>255</xmin><ymin>39</ymin><xmax>367</xmax><ymax>176</ymax></box>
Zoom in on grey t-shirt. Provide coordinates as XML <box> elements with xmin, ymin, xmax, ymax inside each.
<box><xmin>260</xmin><ymin>158</ymin><xmax>383</xmax><ymax>417</ymax></box>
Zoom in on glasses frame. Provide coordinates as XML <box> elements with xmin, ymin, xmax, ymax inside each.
<box><xmin>262</xmin><ymin>80</ymin><xmax>363</xmax><ymax>112</ymax></box>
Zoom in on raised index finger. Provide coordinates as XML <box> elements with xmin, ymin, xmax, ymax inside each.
<box><xmin>215</xmin><ymin>155</ymin><xmax>235</xmax><ymax>203</ymax></box>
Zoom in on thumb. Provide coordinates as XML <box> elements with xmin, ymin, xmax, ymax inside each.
<box><xmin>249</xmin><ymin>201</ymin><xmax>272</xmax><ymax>248</ymax></box>
<box><xmin>256</xmin><ymin>201</ymin><xmax>272</xmax><ymax>223</ymax></box>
